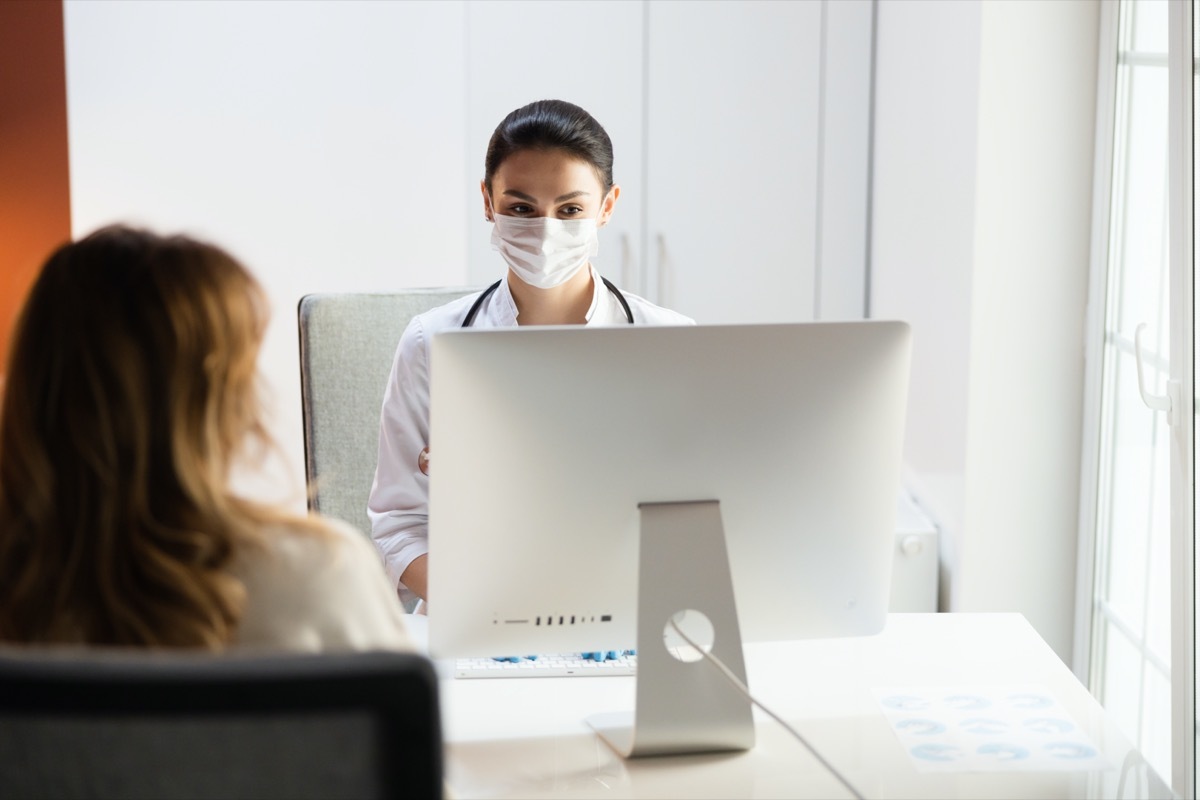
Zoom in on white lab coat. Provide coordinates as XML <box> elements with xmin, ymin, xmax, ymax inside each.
<box><xmin>367</xmin><ymin>267</ymin><xmax>694</xmax><ymax>608</ymax></box>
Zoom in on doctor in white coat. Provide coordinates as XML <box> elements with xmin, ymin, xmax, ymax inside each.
<box><xmin>368</xmin><ymin>99</ymin><xmax>692</xmax><ymax>608</ymax></box>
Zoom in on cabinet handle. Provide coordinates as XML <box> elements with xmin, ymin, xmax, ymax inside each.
<box><xmin>656</xmin><ymin>233</ymin><xmax>669</xmax><ymax>306</ymax></box>
<box><xmin>620</xmin><ymin>233</ymin><xmax>634</xmax><ymax>291</ymax></box>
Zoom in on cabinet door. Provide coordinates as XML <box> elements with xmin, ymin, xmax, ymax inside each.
<box><xmin>464</xmin><ymin>0</ymin><xmax>645</xmax><ymax>289</ymax></box>
<box><xmin>645</xmin><ymin>0</ymin><xmax>824</xmax><ymax>324</ymax></box>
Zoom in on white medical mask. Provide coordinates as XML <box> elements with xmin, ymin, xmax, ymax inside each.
<box><xmin>490</xmin><ymin>214</ymin><xmax>599</xmax><ymax>289</ymax></box>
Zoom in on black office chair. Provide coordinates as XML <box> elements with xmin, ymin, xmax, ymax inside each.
<box><xmin>0</xmin><ymin>647</ymin><xmax>442</xmax><ymax>800</ymax></box>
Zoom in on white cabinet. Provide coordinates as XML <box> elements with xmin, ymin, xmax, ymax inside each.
<box><xmin>644</xmin><ymin>0</ymin><xmax>822</xmax><ymax>323</ymax></box>
<box><xmin>463</xmin><ymin>0</ymin><xmax>874</xmax><ymax>325</ymax></box>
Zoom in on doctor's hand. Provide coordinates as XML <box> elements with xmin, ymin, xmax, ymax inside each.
<box><xmin>418</xmin><ymin>447</ymin><xmax>431</xmax><ymax>475</ymax></box>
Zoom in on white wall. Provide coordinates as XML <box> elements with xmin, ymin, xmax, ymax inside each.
<box><xmin>962</xmin><ymin>0</ymin><xmax>1097</xmax><ymax>660</ymax></box>
<box><xmin>872</xmin><ymin>0</ymin><xmax>1099</xmax><ymax>661</ymax></box>
<box><xmin>65</xmin><ymin>0</ymin><xmax>470</xmax><ymax>506</ymax></box>
<box><xmin>871</xmin><ymin>0</ymin><xmax>982</xmax><ymax>581</ymax></box>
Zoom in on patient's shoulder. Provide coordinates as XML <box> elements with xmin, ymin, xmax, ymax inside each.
<box><xmin>231</xmin><ymin>517</ymin><xmax>413</xmax><ymax>653</ymax></box>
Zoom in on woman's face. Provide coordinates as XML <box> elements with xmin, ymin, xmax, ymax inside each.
<box><xmin>483</xmin><ymin>148</ymin><xmax>619</xmax><ymax>223</ymax></box>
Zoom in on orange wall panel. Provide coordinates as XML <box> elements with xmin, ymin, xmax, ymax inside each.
<box><xmin>0</xmin><ymin>0</ymin><xmax>71</xmax><ymax>374</ymax></box>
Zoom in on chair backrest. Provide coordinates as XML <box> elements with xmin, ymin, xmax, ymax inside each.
<box><xmin>298</xmin><ymin>290</ymin><xmax>476</xmax><ymax>538</ymax></box>
<box><xmin>0</xmin><ymin>648</ymin><xmax>443</xmax><ymax>799</ymax></box>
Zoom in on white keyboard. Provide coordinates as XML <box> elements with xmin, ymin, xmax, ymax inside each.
<box><xmin>453</xmin><ymin>652</ymin><xmax>637</xmax><ymax>679</ymax></box>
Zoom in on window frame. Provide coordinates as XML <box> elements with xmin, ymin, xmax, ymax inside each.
<box><xmin>1166</xmin><ymin>1</ymin><xmax>1195</xmax><ymax>795</ymax></box>
<box><xmin>1075</xmin><ymin>1</ymin><xmax>1195</xmax><ymax>793</ymax></box>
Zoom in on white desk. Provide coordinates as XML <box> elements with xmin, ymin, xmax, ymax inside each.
<box><xmin>408</xmin><ymin>613</ymin><xmax>1173</xmax><ymax>799</ymax></box>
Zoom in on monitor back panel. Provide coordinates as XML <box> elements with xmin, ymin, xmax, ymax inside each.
<box><xmin>427</xmin><ymin>322</ymin><xmax>911</xmax><ymax>658</ymax></box>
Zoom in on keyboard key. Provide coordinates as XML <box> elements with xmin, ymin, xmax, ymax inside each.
<box><xmin>454</xmin><ymin>652</ymin><xmax>637</xmax><ymax>679</ymax></box>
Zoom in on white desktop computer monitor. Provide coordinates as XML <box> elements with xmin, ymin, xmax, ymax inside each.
<box><xmin>427</xmin><ymin>321</ymin><xmax>911</xmax><ymax>758</ymax></box>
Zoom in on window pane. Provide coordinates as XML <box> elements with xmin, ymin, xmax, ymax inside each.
<box><xmin>1116</xmin><ymin>65</ymin><xmax>1168</xmax><ymax>336</ymax></box>
<box><xmin>1145</xmin><ymin>407</ymin><xmax>1171</xmax><ymax>662</ymax></box>
<box><xmin>1133</xmin><ymin>0</ymin><xmax>1169</xmax><ymax>53</ymax></box>
<box><xmin>1104</xmin><ymin>352</ymin><xmax>1157</xmax><ymax>628</ymax></box>
<box><xmin>1142</xmin><ymin>664</ymin><xmax>1172</xmax><ymax>779</ymax></box>
<box><xmin>1104</xmin><ymin>621</ymin><xmax>1146</xmax><ymax>737</ymax></box>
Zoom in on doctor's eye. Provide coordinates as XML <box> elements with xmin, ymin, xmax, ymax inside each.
<box><xmin>559</xmin><ymin>205</ymin><xmax>584</xmax><ymax>217</ymax></box>
<box><xmin>506</xmin><ymin>204</ymin><xmax>535</xmax><ymax>216</ymax></box>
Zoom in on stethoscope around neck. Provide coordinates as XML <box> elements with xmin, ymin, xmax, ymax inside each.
<box><xmin>461</xmin><ymin>276</ymin><xmax>635</xmax><ymax>327</ymax></box>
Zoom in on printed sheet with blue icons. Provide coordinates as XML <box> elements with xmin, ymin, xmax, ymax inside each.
<box><xmin>874</xmin><ymin>685</ymin><xmax>1108</xmax><ymax>772</ymax></box>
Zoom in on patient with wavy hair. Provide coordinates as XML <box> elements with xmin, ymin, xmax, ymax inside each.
<box><xmin>0</xmin><ymin>225</ymin><xmax>411</xmax><ymax>650</ymax></box>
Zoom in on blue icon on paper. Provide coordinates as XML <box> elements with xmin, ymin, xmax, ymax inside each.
<box><xmin>961</xmin><ymin>718</ymin><xmax>1008</xmax><ymax>735</ymax></box>
<box><xmin>978</xmin><ymin>743</ymin><xmax>1030</xmax><ymax>761</ymax></box>
<box><xmin>1008</xmin><ymin>693</ymin><xmax>1053</xmax><ymax>710</ymax></box>
<box><xmin>882</xmin><ymin>695</ymin><xmax>930</xmax><ymax>711</ymax></box>
<box><xmin>895</xmin><ymin>718</ymin><xmax>946</xmax><ymax>736</ymax></box>
<box><xmin>911</xmin><ymin>743</ymin><xmax>963</xmax><ymax>762</ymax></box>
<box><xmin>1045</xmin><ymin>742</ymin><xmax>1098</xmax><ymax>760</ymax></box>
<box><xmin>1024</xmin><ymin>717</ymin><xmax>1075</xmax><ymax>735</ymax></box>
<box><xmin>944</xmin><ymin>694</ymin><xmax>991</xmax><ymax>711</ymax></box>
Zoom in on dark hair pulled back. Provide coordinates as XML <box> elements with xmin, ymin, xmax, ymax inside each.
<box><xmin>484</xmin><ymin>99</ymin><xmax>614</xmax><ymax>194</ymax></box>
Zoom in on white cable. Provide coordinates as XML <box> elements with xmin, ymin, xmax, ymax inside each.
<box><xmin>667</xmin><ymin>616</ymin><xmax>866</xmax><ymax>800</ymax></box>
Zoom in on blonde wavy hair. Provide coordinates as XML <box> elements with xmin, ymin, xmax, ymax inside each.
<box><xmin>0</xmin><ymin>225</ymin><xmax>304</xmax><ymax>648</ymax></box>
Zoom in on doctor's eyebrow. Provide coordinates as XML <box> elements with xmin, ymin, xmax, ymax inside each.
<box><xmin>502</xmin><ymin>189</ymin><xmax>592</xmax><ymax>203</ymax></box>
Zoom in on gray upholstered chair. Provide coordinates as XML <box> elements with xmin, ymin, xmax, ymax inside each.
<box><xmin>297</xmin><ymin>290</ymin><xmax>476</xmax><ymax>542</ymax></box>
<box><xmin>0</xmin><ymin>648</ymin><xmax>443</xmax><ymax>799</ymax></box>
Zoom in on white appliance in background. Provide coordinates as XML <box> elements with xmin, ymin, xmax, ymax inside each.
<box><xmin>890</xmin><ymin>492</ymin><xmax>939</xmax><ymax>612</ymax></box>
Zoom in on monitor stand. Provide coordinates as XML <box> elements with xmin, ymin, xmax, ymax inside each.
<box><xmin>587</xmin><ymin>500</ymin><xmax>756</xmax><ymax>757</ymax></box>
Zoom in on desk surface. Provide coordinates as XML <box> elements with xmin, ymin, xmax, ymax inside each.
<box><xmin>406</xmin><ymin>613</ymin><xmax>1173</xmax><ymax>799</ymax></box>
